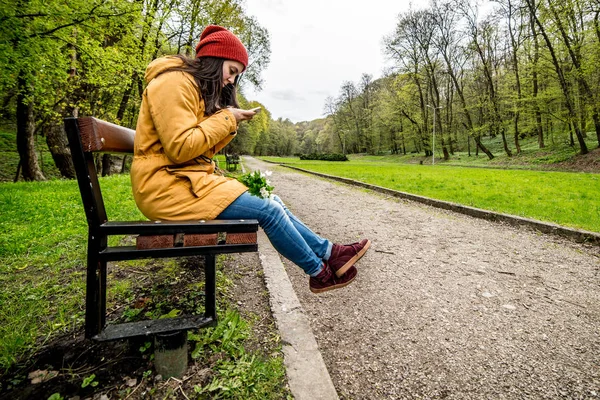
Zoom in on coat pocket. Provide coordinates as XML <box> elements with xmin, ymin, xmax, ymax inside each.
<box><xmin>167</xmin><ymin>168</ymin><xmax>233</xmax><ymax>201</ymax></box>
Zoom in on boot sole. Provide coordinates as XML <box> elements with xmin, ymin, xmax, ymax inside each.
<box><xmin>309</xmin><ymin>273</ymin><xmax>357</xmax><ymax>294</ymax></box>
<box><xmin>335</xmin><ymin>239</ymin><xmax>371</xmax><ymax>278</ymax></box>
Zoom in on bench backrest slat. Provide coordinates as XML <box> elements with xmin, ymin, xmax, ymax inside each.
<box><xmin>78</xmin><ymin>117</ymin><xmax>135</xmax><ymax>153</ymax></box>
<box><xmin>65</xmin><ymin>117</ymin><xmax>134</xmax><ymax>229</ymax></box>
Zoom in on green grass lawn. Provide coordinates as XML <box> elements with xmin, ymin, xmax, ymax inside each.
<box><xmin>260</xmin><ymin>157</ymin><xmax>600</xmax><ymax>233</ymax></box>
<box><xmin>0</xmin><ymin>174</ymin><xmax>287</xmax><ymax>398</ymax></box>
<box><xmin>0</xmin><ymin>176</ymin><xmax>141</xmax><ymax>371</ymax></box>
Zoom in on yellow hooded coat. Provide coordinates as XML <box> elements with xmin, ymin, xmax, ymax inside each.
<box><xmin>131</xmin><ymin>57</ymin><xmax>248</xmax><ymax>220</ymax></box>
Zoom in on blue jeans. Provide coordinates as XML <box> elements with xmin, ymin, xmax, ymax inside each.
<box><xmin>217</xmin><ymin>192</ymin><xmax>332</xmax><ymax>276</ymax></box>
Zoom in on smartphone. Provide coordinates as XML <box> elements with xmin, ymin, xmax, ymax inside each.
<box><xmin>250</xmin><ymin>107</ymin><xmax>262</xmax><ymax>114</ymax></box>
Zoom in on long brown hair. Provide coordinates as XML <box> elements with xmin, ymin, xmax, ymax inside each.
<box><xmin>167</xmin><ymin>55</ymin><xmax>240</xmax><ymax>115</ymax></box>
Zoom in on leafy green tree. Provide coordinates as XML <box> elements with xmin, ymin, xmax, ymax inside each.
<box><xmin>1</xmin><ymin>0</ymin><xmax>141</xmax><ymax>180</ymax></box>
<box><xmin>1</xmin><ymin>0</ymin><xmax>271</xmax><ymax>180</ymax></box>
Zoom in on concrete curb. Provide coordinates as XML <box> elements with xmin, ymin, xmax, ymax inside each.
<box><xmin>257</xmin><ymin>230</ymin><xmax>339</xmax><ymax>400</ymax></box>
<box><xmin>280</xmin><ymin>165</ymin><xmax>600</xmax><ymax>247</ymax></box>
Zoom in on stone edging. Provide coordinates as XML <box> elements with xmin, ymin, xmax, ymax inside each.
<box><xmin>257</xmin><ymin>231</ymin><xmax>340</xmax><ymax>400</ymax></box>
<box><xmin>280</xmin><ymin>164</ymin><xmax>600</xmax><ymax>247</ymax></box>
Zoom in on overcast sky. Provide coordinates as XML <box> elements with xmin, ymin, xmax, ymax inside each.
<box><xmin>244</xmin><ymin>0</ymin><xmax>415</xmax><ymax>123</ymax></box>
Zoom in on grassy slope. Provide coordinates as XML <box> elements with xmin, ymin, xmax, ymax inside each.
<box><xmin>354</xmin><ymin>133</ymin><xmax>599</xmax><ymax>169</ymax></box>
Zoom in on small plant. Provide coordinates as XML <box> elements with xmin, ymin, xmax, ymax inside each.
<box><xmin>122</xmin><ymin>307</ymin><xmax>143</xmax><ymax>322</ymax></box>
<box><xmin>158</xmin><ymin>309</ymin><xmax>181</xmax><ymax>319</ymax></box>
<box><xmin>139</xmin><ymin>341</ymin><xmax>152</xmax><ymax>354</ymax></box>
<box><xmin>81</xmin><ymin>374</ymin><xmax>98</xmax><ymax>388</ymax></box>
<box><xmin>238</xmin><ymin>170</ymin><xmax>274</xmax><ymax>199</ymax></box>
<box><xmin>190</xmin><ymin>310</ymin><xmax>248</xmax><ymax>359</ymax></box>
<box><xmin>189</xmin><ymin>309</ymin><xmax>288</xmax><ymax>398</ymax></box>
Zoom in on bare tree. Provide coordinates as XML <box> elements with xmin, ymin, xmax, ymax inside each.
<box><xmin>495</xmin><ymin>0</ymin><xmax>524</xmax><ymax>153</ymax></box>
<box><xmin>546</xmin><ymin>0</ymin><xmax>600</xmax><ymax>148</ymax></box>
<box><xmin>434</xmin><ymin>1</ymin><xmax>495</xmax><ymax>159</ymax></box>
<box><xmin>323</xmin><ymin>96</ymin><xmax>347</xmax><ymax>154</ymax></box>
<box><xmin>461</xmin><ymin>2</ymin><xmax>513</xmax><ymax>156</ymax></box>
<box><xmin>384</xmin><ymin>9</ymin><xmax>433</xmax><ymax>156</ymax></box>
<box><xmin>524</xmin><ymin>0</ymin><xmax>588</xmax><ymax>154</ymax></box>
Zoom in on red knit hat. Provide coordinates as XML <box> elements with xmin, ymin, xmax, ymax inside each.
<box><xmin>195</xmin><ymin>25</ymin><xmax>248</xmax><ymax>71</ymax></box>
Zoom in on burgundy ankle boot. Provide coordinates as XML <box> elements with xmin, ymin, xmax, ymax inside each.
<box><xmin>328</xmin><ymin>239</ymin><xmax>371</xmax><ymax>277</ymax></box>
<box><xmin>309</xmin><ymin>263</ymin><xmax>357</xmax><ymax>294</ymax></box>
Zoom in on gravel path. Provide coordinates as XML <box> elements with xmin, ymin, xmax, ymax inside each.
<box><xmin>244</xmin><ymin>157</ymin><xmax>600</xmax><ymax>400</ymax></box>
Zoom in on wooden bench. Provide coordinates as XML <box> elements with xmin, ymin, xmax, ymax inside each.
<box><xmin>225</xmin><ymin>153</ymin><xmax>240</xmax><ymax>171</ymax></box>
<box><xmin>65</xmin><ymin>117</ymin><xmax>258</xmax><ymax>342</ymax></box>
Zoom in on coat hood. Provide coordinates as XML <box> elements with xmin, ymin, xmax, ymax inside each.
<box><xmin>144</xmin><ymin>56</ymin><xmax>186</xmax><ymax>83</ymax></box>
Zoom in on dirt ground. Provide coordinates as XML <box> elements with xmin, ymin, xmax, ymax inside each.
<box><xmin>243</xmin><ymin>156</ymin><xmax>600</xmax><ymax>400</ymax></box>
<box><xmin>1</xmin><ymin>253</ymin><xmax>284</xmax><ymax>400</ymax></box>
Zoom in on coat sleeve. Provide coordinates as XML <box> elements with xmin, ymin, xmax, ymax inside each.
<box><xmin>213</xmin><ymin>132</ymin><xmax>237</xmax><ymax>154</ymax></box>
<box><xmin>146</xmin><ymin>71</ymin><xmax>238</xmax><ymax>164</ymax></box>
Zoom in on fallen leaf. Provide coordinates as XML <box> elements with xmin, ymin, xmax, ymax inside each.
<box><xmin>28</xmin><ymin>369</ymin><xmax>58</xmax><ymax>384</ymax></box>
<box><xmin>134</xmin><ymin>297</ymin><xmax>151</xmax><ymax>308</ymax></box>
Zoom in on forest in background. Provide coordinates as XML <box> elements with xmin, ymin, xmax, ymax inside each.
<box><xmin>2</xmin><ymin>0</ymin><xmax>600</xmax><ymax>183</ymax></box>
<box><xmin>286</xmin><ymin>0</ymin><xmax>600</xmax><ymax>160</ymax></box>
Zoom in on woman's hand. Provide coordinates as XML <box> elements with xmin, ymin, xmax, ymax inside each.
<box><xmin>227</xmin><ymin>108</ymin><xmax>258</xmax><ymax>123</ymax></box>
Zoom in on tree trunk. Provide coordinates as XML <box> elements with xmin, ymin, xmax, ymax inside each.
<box><xmin>121</xmin><ymin>155</ymin><xmax>129</xmax><ymax>173</ymax></box>
<box><xmin>529</xmin><ymin>0</ymin><xmax>544</xmax><ymax>148</ymax></box>
<box><xmin>513</xmin><ymin>114</ymin><xmax>521</xmax><ymax>153</ymax></box>
<box><xmin>437</xmin><ymin>112</ymin><xmax>449</xmax><ymax>160</ymax></box>
<box><xmin>45</xmin><ymin>123</ymin><xmax>75</xmax><ymax>178</ymax></box>
<box><xmin>508</xmin><ymin>0</ymin><xmax>522</xmax><ymax>154</ymax></box>
<box><xmin>107</xmin><ymin>72</ymin><xmax>139</xmax><ymax>177</ymax></box>
<box><xmin>413</xmin><ymin>71</ymin><xmax>428</xmax><ymax>155</ymax></box>
<box><xmin>447</xmin><ymin>82</ymin><xmax>455</xmax><ymax>155</ymax></box>
<box><xmin>401</xmin><ymin>127</ymin><xmax>406</xmax><ymax>155</ymax></box>
<box><xmin>101</xmin><ymin>154</ymin><xmax>117</xmax><ymax>177</ymax></box>
<box><xmin>425</xmin><ymin>58</ymin><xmax>449</xmax><ymax>160</ymax></box>
<box><xmin>16</xmin><ymin>75</ymin><xmax>45</xmax><ymax>181</ymax></box>
<box><xmin>592</xmin><ymin>114</ymin><xmax>600</xmax><ymax>148</ymax></box>
<box><xmin>467</xmin><ymin>135</ymin><xmax>471</xmax><ymax>156</ymax></box>
<box><xmin>116</xmin><ymin>77</ymin><xmax>136</xmax><ymax>123</ymax></box>
<box><xmin>471</xmin><ymin>27</ymin><xmax>511</xmax><ymax>157</ymax></box>
<box><xmin>569</xmin><ymin>122</ymin><xmax>575</xmax><ymax>146</ymax></box>
<box><xmin>500</xmin><ymin>127</ymin><xmax>512</xmax><ymax>157</ymax></box>
<box><xmin>441</xmin><ymin>51</ymin><xmax>494</xmax><ymax>159</ymax></box>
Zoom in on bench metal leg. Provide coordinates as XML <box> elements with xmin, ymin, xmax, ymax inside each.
<box><xmin>205</xmin><ymin>254</ymin><xmax>216</xmax><ymax>322</ymax></box>
<box><xmin>154</xmin><ymin>330</ymin><xmax>188</xmax><ymax>379</ymax></box>
<box><xmin>86</xmin><ymin>233</ymin><xmax>107</xmax><ymax>338</ymax></box>
<box><xmin>86</xmin><ymin>260</ymin><xmax>107</xmax><ymax>338</ymax></box>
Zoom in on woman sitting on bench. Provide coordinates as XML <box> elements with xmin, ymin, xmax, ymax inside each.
<box><xmin>131</xmin><ymin>25</ymin><xmax>370</xmax><ymax>293</ymax></box>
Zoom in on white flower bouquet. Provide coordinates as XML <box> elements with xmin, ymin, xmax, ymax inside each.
<box><xmin>238</xmin><ymin>170</ymin><xmax>274</xmax><ymax>199</ymax></box>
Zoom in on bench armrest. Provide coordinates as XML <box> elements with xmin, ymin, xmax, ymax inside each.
<box><xmin>77</xmin><ymin>117</ymin><xmax>135</xmax><ymax>153</ymax></box>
